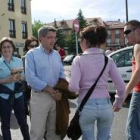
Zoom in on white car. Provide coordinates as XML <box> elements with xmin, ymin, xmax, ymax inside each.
<box><xmin>64</xmin><ymin>46</ymin><xmax>133</xmax><ymax>93</ymax></box>
<box><xmin>108</xmin><ymin>46</ymin><xmax>133</xmax><ymax>93</ymax></box>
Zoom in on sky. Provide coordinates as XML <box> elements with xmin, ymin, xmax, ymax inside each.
<box><xmin>31</xmin><ymin>0</ymin><xmax>139</xmax><ymax>24</ymax></box>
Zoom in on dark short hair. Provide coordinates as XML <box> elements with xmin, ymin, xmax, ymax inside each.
<box><xmin>38</xmin><ymin>25</ymin><xmax>57</xmax><ymax>39</ymax></box>
<box><xmin>0</xmin><ymin>37</ymin><xmax>16</xmax><ymax>53</ymax></box>
<box><xmin>80</xmin><ymin>25</ymin><xmax>107</xmax><ymax>47</ymax></box>
<box><xmin>24</xmin><ymin>36</ymin><xmax>39</xmax><ymax>52</ymax></box>
<box><xmin>125</xmin><ymin>20</ymin><xmax>140</xmax><ymax>28</ymax></box>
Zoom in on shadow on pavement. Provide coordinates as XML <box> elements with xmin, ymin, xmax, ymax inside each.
<box><xmin>110</xmin><ymin>94</ymin><xmax>131</xmax><ymax>108</ymax></box>
<box><xmin>0</xmin><ymin>134</ymin><xmax>3</xmax><ymax>140</ymax></box>
<box><xmin>10</xmin><ymin>112</ymin><xmax>20</xmax><ymax>130</ymax></box>
<box><xmin>69</xmin><ymin>100</ymin><xmax>77</xmax><ymax>108</ymax></box>
<box><xmin>122</xmin><ymin>95</ymin><xmax>131</xmax><ymax>108</ymax></box>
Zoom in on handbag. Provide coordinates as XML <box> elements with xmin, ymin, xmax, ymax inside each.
<box><xmin>67</xmin><ymin>55</ymin><xmax>108</xmax><ymax>140</ymax></box>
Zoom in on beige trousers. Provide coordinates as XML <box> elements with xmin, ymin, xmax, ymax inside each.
<box><xmin>30</xmin><ymin>91</ymin><xmax>61</xmax><ymax>140</ymax></box>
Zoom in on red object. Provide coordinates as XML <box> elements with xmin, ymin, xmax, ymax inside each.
<box><xmin>73</xmin><ymin>19</ymin><xmax>79</xmax><ymax>33</ymax></box>
<box><xmin>132</xmin><ymin>57</ymin><xmax>140</xmax><ymax>92</ymax></box>
<box><xmin>59</xmin><ymin>48</ymin><xmax>66</xmax><ymax>60</ymax></box>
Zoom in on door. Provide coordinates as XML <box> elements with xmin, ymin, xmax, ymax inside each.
<box><xmin>108</xmin><ymin>48</ymin><xmax>133</xmax><ymax>93</ymax></box>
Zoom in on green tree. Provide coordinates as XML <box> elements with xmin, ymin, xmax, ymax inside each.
<box><xmin>66</xmin><ymin>10</ymin><xmax>87</xmax><ymax>54</ymax></box>
<box><xmin>32</xmin><ymin>20</ymin><xmax>45</xmax><ymax>38</ymax></box>
<box><xmin>77</xmin><ymin>9</ymin><xmax>87</xmax><ymax>30</ymax></box>
<box><xmin>66</xmin><ymin>30</ymin><xmax>82</xmax><ymax>54</ymax></box>
<box><xmin>53</xmin><ymin>19</ymin><xmax>66</xmax><ymax>49</ymax></box>
<box><xmin>66</xmin><ymin>30</ymin><xmax>76</xmax><ymax>54</ymax></box>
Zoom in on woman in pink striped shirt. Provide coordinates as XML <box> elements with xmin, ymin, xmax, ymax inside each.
<box><xmin>69</xmin><ymin>25</ymin><xmax>126</xmax><ymax>140</ymax></box>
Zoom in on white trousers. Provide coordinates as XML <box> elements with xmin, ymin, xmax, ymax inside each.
<box><xmin>30</xmin><ymin>91</ymin><xmax>61</xmax><ymax>140</ymax></box>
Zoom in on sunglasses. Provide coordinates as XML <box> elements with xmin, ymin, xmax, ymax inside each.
<box><xmin>29</xmin><ymin>44</ymin><xmax>38</xmax><ymax>48</ymax></box>
<box><xmin>124</xmin><ymin>28</ymin><xmax>136</xmax><ymax>35</ymax></box>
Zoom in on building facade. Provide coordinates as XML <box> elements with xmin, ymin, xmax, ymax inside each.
<box><xmin>105</xmin><ymin>20</ymin><xmax>125</xmax><ymax>49</ymax></box>
<box><xmin>0</xmin><ymin>0</ymin><xmax>32</xmax><ymax>56</ymax></box>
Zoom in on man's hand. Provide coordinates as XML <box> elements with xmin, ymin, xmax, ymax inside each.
<box><xmin>42</xmin><ymin>86</ymin><xmax>62</xmax><ymax>100</ymax></box>
<box><xmin>51</xmin><ymin>90</ymin><xmax>62</xmax><ymax>101</ymax></box>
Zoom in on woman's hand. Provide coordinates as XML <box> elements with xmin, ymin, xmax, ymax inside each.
<box><xmin>5</xmin><ymin>76</ymin><xmax>16</xmax><ymax>83</ymax></box>
<box><xmin>12</xmin><ymin>74</ymin><xmax>25</xmax><ymax>81</ymax></box>
<box><xmin>113</xmin><ymin>106</ymin><xmax>121</xmax><ymax>112</ymax></box>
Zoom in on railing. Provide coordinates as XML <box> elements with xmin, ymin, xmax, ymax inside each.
<box><xmin>21</xmin><ymin>6</ymin><xmax>26</xmax><ymax>14</ymax></box>
<box><xmin>9</xmin><ymin>30</ymin><xmax>16</xmax><ymax>38</ymax></box>
<box><xmin>8</xmin><ymin>3</ymin><xmax>14</xmax><ymax>11</ymax></box>
<box><xmin>22</xmin><ymin>31</ymin><xmax>28</xmax><ymax>39</ymax></box>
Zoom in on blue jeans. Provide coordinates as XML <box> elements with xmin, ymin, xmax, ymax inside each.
<box><xmin>79</xmin><ymin>98</ymin><xmax>114</xmax><ymax>140</ymax></box>
<box><xmin>0</xmin><ymin>95</ymin><xmax>30</xmax><ymax>140</ymax></box>
<box><xmin>126</xmin><ymin>93</ymin><xmax>140</xmax><ymax>140</ymax></box>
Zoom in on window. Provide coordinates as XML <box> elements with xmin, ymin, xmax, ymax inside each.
<box><xmin>116</xmin><ymin>38</ymin><xmax>120</xmax><ymax>44</ymax></box>
<box><xmin>111</xmin><ymin>49</ymin><xmax>133</xmax><ymax>67</ymax></box>
<box><xmin>22</xmin><ymin>22</ymin><xmax>28</xmax><ymax>39</ymax></box>
<box><xmin>115</xmin><ymin>30</ymin><xmax>120</xmax><ymax>35</ymax></box>
<box><xmin>115</xmin><ymin>30</ymin><xmax>120</xmax><ymax>38</ymax></box>
<box><xmin>8</xmin><ymin>0</ymin><xmax>14</xmax><ymax>11</ymax></box>
<box><xmin>9</xmin><ymin>19</ymin><xmax>16</xmax><ymax>38</ymax></box>
<box><xmin>21</xmin><ymin>0</ymin><xmax>26</xmax><ymax>14</ymax></box>
<box><xmin>107</xmin><ymin>39</ymin><xmax>111</xmax><ymax>44</ymax></box>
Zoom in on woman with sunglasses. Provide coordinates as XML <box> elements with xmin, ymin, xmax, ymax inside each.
<box><xmin>22</xmin><ymin>37</ymin><xmax>39</xmax><ymax>112</ymax></box>
<box><xmin>23</xmin><ymin>36</ymin><xmax>39</xmax><ymax>55</ymax></box>
<box><xmin>0</xmin><ymin>37</ymin><xmax>30</xmax><ymax>140</ymax></box>
<box><xmin>69</xmin><ymin>25</ymin><xmax>126</xmax><ymax>140</ymax></box>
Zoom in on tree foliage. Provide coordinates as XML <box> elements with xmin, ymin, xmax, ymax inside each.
<box><xmin>32</xmin><ymin>20</ymin><xmax>45</xmax><ymax>38</ymax></box>
<box><xmin>53</xmin><ymin>19</ymin><xmax>66</xmax><ymax>49</ymax></box>
<box><xmin>66</xmin><ymin>9</ymin><xmax>86</xmax><ymax>54</ymax></box>
<box><xmin>77</xmin><ymin>9</ymin><xmax>87</xmax><ymax>30</ymax></box>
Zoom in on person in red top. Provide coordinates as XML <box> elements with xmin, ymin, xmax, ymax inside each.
<box><xmin>55</xmin><ymin>45</ymin><xmax>66</xmax><ymax>60</ymax></box>
<box><xmin>124</xmin><ymin>20</ymin><xmax>140</xmax><ymax>140</ymax></box>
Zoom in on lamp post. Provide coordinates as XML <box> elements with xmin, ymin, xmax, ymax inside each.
<box><xmin>125</xmin><ymin>0</ymin><xmax>128</xmax><ymax>22</ymax></box>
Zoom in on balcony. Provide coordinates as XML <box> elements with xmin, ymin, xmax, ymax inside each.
<box><xmin>21</xmin><ymin>6</ymin><xmax>26</xmax><ymax>14</ymax></box>
<box><xmin>9</xmin><ymin>30</ymin><xmax>16</xmax><ymax>38</ymax></box>
<box><xmin>8</xmin><ymin>3</ymin><xmax>14</xmax><ymax>11</ymax></box>
<box><xmin>115</xmin><ymin>34</ymin><xmax>120</xmax><ymax>38</ymax></box>
<box><xmin>22</xmin><ymin>31</ymin><xmax>28</xmax><ymax>39</ymax></box>
<box><xmin>107</xmin><ymin>42</ymin><xmax>120</xmax><ymax>47</ymax></box>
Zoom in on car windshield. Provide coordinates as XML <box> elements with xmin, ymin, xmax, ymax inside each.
<box><xmin>63</xmin><ymin>55</ymin><xmax>74</xmax><ymax>61</ymax></box>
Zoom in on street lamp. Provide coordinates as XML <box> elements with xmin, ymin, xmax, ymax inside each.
<box><xmin>125</xmin><ymin>0</ymin><xmax>128</xmax><ymax>22</ymax></box>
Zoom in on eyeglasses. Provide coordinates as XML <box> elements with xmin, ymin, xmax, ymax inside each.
<box><xmin>2</xmin><ymin>46</ymin><xmax>12</xmax><ymax>49</ymax></box>
<box><xmin>124</xmin><ymin>28</ymin><xmax>136</xmax><ymax>35</ymax></box>
<box><xmin>29</xmin><ymin>44</ymin><xmax>38</xmax><ymax>48</ymax></box>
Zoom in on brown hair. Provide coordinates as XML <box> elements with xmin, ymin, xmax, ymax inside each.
<box><xmin>24</xmin><ymin>36</ymin><xmax>39</xmax><ymax>52</ymax></box>
<box><xmin>125</xmin><ymin>20</ymin><xmax>140</xmax><ymax>29</ymax></box>
<box><xmin>79</xmin><ymin>25</ymin><xmax>107</xmax><ymax>48</ymax></box>
<box><xmin>0</xmin><ymin>37</ymin><xmax>16</xmax><ymax>53</ymax></box>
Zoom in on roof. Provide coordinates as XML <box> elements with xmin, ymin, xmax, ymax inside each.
<box><xmin>105</xmin><ymin>21</ymin><xmax>125</xmax><ymax>29</ymax></box>
<box><xmin>46</xmin><ymin>17</ymin><xmax>104</xmax><ymax>29</ymax></box>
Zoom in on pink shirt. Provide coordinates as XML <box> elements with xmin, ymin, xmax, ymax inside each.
<box><xmin>69</xmin><ymin>48</ymin><xmax>125</xmax><ymax>108</ymax></box>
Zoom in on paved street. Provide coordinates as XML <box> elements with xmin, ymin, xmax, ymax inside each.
<box><xmin>0</xmin><ymin>95</ymin><xmax>130</xmax><ymax>140</ymax></box>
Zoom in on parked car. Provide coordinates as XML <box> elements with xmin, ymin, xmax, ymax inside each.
<box><xmin>63</xmin><ymin>54</ymin><xmax>75</xmax><ymax>65</ymax></box>
<box><xmin>108</xmin><ymin>46</ymin><xmax>133</xmax><ymax>93</ymax></box>
<box><xmin>64</xmin><ymin>46</ymin><xmax>133</xmax><ymax>94</ymax></box>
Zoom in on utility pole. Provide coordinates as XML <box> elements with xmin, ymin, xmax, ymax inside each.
<box><xmin>125</xmin><ymin>0</ymin><xmax>128</xmax><ymax>22</ymax></box>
